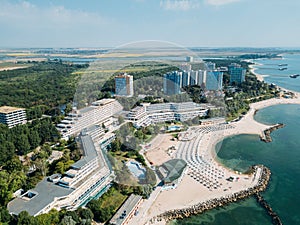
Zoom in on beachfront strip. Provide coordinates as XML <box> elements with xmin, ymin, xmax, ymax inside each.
<box><xmin>128</xmin><ymin>95</ymin><xmax>300</xmax><ymax>225</ymax></box>
<box><xmin>151</xmin><ymin>165</ymin><xmax>271</xmax><ymax>223</ymax></box>
<box><xmin>127</xmin><ymin>102</ymin><xmax>211</xmax><ymax>128</ymax></box>
<box><xmin>8</xmin><ymin>93</ymin><xmax>300</xmax><ymax>222</ymax></box>
<box><xmin>129</xmin><ymin>122</ymin><xmax>270</xmax><ymax>225</ymax></box>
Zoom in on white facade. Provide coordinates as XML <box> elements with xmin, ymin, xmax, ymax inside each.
<box><xmin>127</xmin><ymin>102</ymin><xmax>208</xmax><ymax>128</ymax></box>
<box><xmin>57</xmin><ymin>99</ymin><xmax>123</xmax><ymax>138</ymax></box>
<box><xmin>179</xmin><ymin>63</ymin><xmax>192</xmax><ymax>71</ymax></box>
<box><xmin>197</xmin><ymin>70</ymin><xmax>207</xmax><ymax>86</ymax></box>
<box><xmin>190</xmin><ymin>70</ymin><xmax>198</xmax><ymax>86</ymax></box>
<box><xmin>0</xmin><ymin>106</ymin><xmax>27</xmax><ymax>128</ymax></box>
<box><xmin>8</xmin><ymin>132</ymin><xmax>113</xmax><ymax>216</ymax></box>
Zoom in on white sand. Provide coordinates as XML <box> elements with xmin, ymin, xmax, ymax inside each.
<box><xmin>248</xmin><ymin>63</ymin><xmax>265</xmax><ymax>82</ymax></box>
<box><xmin>144</xmin><ymin>134</ymin><xmax>175</xmax><ymax>166</ymax></box>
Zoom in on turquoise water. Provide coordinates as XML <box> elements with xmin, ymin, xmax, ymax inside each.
<box><xmin>127</xmin><ymin>161</ymin><xmax>146</xmax><ymax>179</ymax></box>
<box><xmin>174</xmin><ymin>104</ymin><xmax>300</xmax><ymax>225</ymax></box>
<box><xmin>254</xmin><ymin>54</ymin><xmax>300</xmax><ymax>92</ymax></box>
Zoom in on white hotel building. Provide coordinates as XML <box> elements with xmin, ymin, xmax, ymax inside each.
<box><xmin>57</xmin><ymin>99</ymin><xmax>123</xmax><ymax>139</ymax></box>
<box><xmin>8</xmin><ymin>130</ymin><xmax>113</xmax><ymax>216</ymax></box>
<box><xmin>0</xmin><ymin>106</ymin><xmax>27</xmax><ymax>128</ymax></box>
<box><xmin>127</xmin><ymin>102</ymin><xmax>209</xmax><ymax>128</ymax></box>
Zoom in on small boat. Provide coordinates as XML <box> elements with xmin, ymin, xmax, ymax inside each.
<box><xmin>278</xmin><ymin>67</ymin><xmax>287</xmax><ymax>71</ymax></box>
<box><xmin>278</xmin><ymin>64</ymin><xmax>288</xmax><ymax>66</ymax></box>
<box><xmin>289</xmin><ymin>74</ymin><xmax>300</xmax><ymax>78</ymax></box>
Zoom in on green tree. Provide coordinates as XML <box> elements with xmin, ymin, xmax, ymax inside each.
<box><xmin>59</xmin><ymin>215</ymin><xmax>76</xmax><ymax>225</ymax></box>
<box><xmin>76</xmin><ymin>208</ymin><xmax>94</xmax><ymax>222</ymax></box>
<box><xmin>55</xmin><ymin>161</ymin><xmax>65</xmax><ymax>174</ymax></box>
<box><xmin>17</xmin><ymin>211</ymin><xmax>36</xmax><ymax>225</ymax></box>
<box><xmin>0</xmin><ymin>171</ymin><xmax>13</xmax><ymax>205</ymax></box>
<box><xmin>64</xmin><ymin>211</ymin><xmax>80</xmax><ymax>224</ymax></box>
<box><xmin>118</xmin><ymin>115</ymin><xmax>124</xmax><ymax>124</ymax></box>
<box><xmin>15</xmin><ymin>134</ymin><xmax>31</xmax><ymax>155</ymax></box>
<box><xmin>28</xmin><ymin>129</ymin><xmax>41</xmax><ymax>149</ymax></box>
<box><xmin>0</xmin><ymin>207</ymin><xmax>11</xmax><ymax>224</ymax></box>
<box><xmin>0</xmin><ymin>141</ymin><xmax>15</xmax><ymax>165</ymax></box>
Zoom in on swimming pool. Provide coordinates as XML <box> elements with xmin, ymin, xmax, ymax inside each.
<box><xmin>167</xmin><ymin>125</ymin><xmax>182</xmax><ymax>131</ymax></box>
<box><xmin>126</xmin><ymin>161</ymin><xmax>146</xmax><ymax>179</ymax></box>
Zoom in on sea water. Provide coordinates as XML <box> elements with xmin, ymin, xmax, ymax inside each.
<box><xmin>254</xmin><ymin>53</ymin><xmax>300</xmax><ymax>92</ymax></box>
<box><xmin>174</xmin><ymin>104</ymin><xmax>300</xmax><ymax>225</ymax></box>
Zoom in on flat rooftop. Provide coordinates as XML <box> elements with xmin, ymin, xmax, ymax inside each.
<box><xmin>76</xmin><ymin>99</ymin><xmax>116</xmax><ymax>114</ymax></box>
<box><xmin>0</xmin><ymin>106</ymin><xmax>25</xmax><ymax>114</ymax></box>
<box><xmin>7</xmin><ymin>178</ymin><xmax>73</xmax><ymax>216</ymax></box>
<box><xmin>8</xmin><ymin>133</ymin><xmax>110</xmax><ymax>216</ymax></box>
<box><xmin>92</xmin><ymin>98</ymin><xmax>115</xmax><ymax>106</ymax></box>
<box><xmin>109</xmin><ymin>194</ymin><xmax>142</xmax><ymax>225</ymax></box>
<box><xmin>71</xmin><ymin>134</ymin><xmax>104</xmax><ymax>170</ymax></box>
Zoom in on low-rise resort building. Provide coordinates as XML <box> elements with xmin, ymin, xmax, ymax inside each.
<box><xmin>127</xmin><ymin>102</ymin><xmax>209</xmax><ymax>128</ymax></box>
<box><xmin>156</xmin><ymin>159</ymin><xmax>187</xmax><ymax>189</ymax></box>
<box><xmin>8</xmin><ymin>131</ymin><xmax>113</xmax><ymax>216</ymax></box>
<box><xmin>56</xmin><ymin>99</ymin><xmax>123</xmax><ymax>139</ymax></box>
<box><xmin>8</xmin><ymin>99</ymin><xmax>124</xmax><ymax>216</ymax></box>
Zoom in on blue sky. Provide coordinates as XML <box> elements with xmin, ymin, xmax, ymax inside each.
<box><xmin>0</xmin><ymin>0</ymin><xmax>299</xmax><ymax>48</ymax></box>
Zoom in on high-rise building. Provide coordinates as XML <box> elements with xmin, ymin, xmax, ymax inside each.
<box><xmin>0</xmin><ymin>106</ymin><xmax>27</xmax><ymax>128</ymax></box>
<box><xmin>228</xmin><ymin>63</ymin><xmax>246</xmax><ymax>84</ymax></box>
<box><xmin>186</xmin><ymin>56</ymin><xmax>193</xmax><ymax>62</ymax></box>
<box><xmin>206</xmin><ymin>70</ymin><xmax>223</xmax><ymax>91</ymax></box>
<box><xmin>163</xmin><ymin>71</ymin><xmax>182</xmax><ymax>95</ymax></box>
<box><xmin>179</xmin><ymin>63</ymin><xmax>192</xmax><ymax>71</ymax></box>
<box><xmin>115</xmin><ymin>73</ymin><xmax>134</xmax><ymax>97</ymax></box>
<box><xmin>197</xmin><ymin>70</ymin><xmax>207</xmax><ymax>87</ymax></box>
<box><xmin>190</xmin><ymin>70</ymin><xmax>198</xmax><ymax>86</ymax></box>
<box><xmin>181</xmin><ymin>71</ymin><xmax>191</xmax><ymax>87</ymax></box>
<box><xmin>205</xmin><ymin>62</ymin><xmax>216</xmax><ymax>71</ymax></box>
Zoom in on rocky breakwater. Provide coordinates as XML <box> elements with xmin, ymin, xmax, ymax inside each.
<box><xmin>260</xmin><ymin>123</ymin><xmax>285</xmax><ymax>143</ymax></box>
<box><xmin>254</xmin><ymin>193</ymin><xmax>283</xmax><ymax>225</ymax></box>
<box><xmin>150</xmin><ymin>165</ymin><xmax>271</xmax><ymax>224</ymax></box>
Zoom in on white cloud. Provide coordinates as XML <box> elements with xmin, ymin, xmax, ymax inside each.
<box><xmin>160</xmin><ymin>0</ymin><xmax>200</xmax><ymax>11</ymax></box>
<box><xmin>205</xmin><ymin>0</ymin><xmax>241</xmax><ymax>6</ymax></box>
<box><xmin>0</xmin><ymin>0</ymin><xmax>108</xmax><ymax>27</ymax></box>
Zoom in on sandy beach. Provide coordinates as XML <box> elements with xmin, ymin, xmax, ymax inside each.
<box><xmin>129</xmin><ymin>93</ymin><xmax>300</xmax><ymax>225</ymax></box>
<box><xmin>248</xmin><ymin>63</ymin><xmax>266</xmax><ymax>82</ymax></box>
<box><xmin>126</xmin><ymin>64</ymin><xmax>300</xmax><ymax>225</ymax></box>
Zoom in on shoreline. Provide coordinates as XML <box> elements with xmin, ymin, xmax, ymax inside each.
<box><xmin>133</xmin><ymin>95</ymin><xmax>300</xmax><ymax>225</ymax></box>
<box><xmin>152</xmin><ymin>165</ymin><xmax>271</xmax><ymax>224</ymax></box>
<box><xmin>249</xmin><ymin>63</ymin><xmax>265</xmax><ymax>82</ymax></box>
<box><xmin>129</xmin><ymin>60</ymin><xmax>300</xmax><ymax>225</ymax></box>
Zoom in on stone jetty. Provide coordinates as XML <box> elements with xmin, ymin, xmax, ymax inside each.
<box><xmin>254</xmin><ymin>193</ymin><xmax>283</xmax><ymax>225</ymax></box>
<box><xmin>260</xmin><ymin>123</ymin><xmax>285</xmax><ymax>143</ymax></box>
<box><xmin>150</xmin><ymin>165</ymin><xmax>271</xmax><ymax>224</ymax></box>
